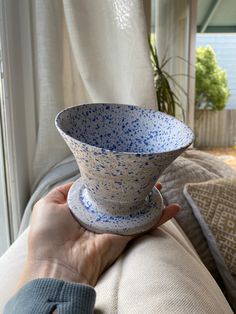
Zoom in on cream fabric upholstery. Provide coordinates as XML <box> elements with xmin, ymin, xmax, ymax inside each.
<box><xmin>0</xmin><ymin>229</ymin><xmax>28</xmax><ymax>312</ymax></box>
<box><xmin>0</xmin><ymin>221</ymin><xmax>233</xmax><ymax>313</ymax></box>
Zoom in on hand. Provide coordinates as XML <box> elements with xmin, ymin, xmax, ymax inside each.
<box><xmin>16</xmin><ymin>182</ymin><xmax>180</xmax><ymax>289</ymax></box>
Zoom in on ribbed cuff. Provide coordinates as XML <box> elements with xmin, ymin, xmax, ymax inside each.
<box><xmin>4</xmin><ymin>278</ymin><xmax>96</xmax><ymax>314</ymax></box>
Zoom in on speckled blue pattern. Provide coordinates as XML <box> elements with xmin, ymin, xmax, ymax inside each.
<box><xmin>56</xmin><ymin>103</ymin><xmax>193</xmax><ymax>154</ymax></box>
<box><xmin>55</xmin><ymin>103</ymin><xmax>194</xmax><ymax>235</ymax></box>
<box><xmin>68</xmin><ymin>178</ymin><xmax>164</xmax><ymax>235</ymax></box>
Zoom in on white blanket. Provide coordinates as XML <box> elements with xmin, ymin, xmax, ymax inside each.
<box><xmin>0</xmin><ymin>220</ymin><xmax>233</xmax><ymax>313</ymax></box>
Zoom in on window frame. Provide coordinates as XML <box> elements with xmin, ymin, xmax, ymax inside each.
<box><xmin>0</xmin><ymin>0</ymin><xmax>36</xmax><ymax>239</ymax></box>
<box><xmin>0</xmin><ymin>66</ymin><xmax>10</xmax><ymax>251</ymax></box>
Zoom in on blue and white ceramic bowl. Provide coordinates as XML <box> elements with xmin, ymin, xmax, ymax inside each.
<box><xmin>55</xmin><ymin>103</ymin><xmax>194</xmax><ymax>235</ymax></box>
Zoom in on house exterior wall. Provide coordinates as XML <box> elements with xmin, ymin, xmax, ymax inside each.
<box><xmin>195</xmin><ymin>109</ymin><xmax>236</xmax><ymax>147</ymax></box>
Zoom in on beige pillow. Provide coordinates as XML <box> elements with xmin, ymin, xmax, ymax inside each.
<box><xmin>184</xmin><ymin>178</ymin><xmax>236</xmax><ymax>310</ymax></box>
<box><xmin>160</xmin><ymin>150</ymin><xmax>236</xmax><ymax>285</ymax></box>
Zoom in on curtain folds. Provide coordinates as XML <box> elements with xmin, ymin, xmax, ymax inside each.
<box><xmin>154</xmin><ymin>0</ymin><xmax>190</xmax><ymax>121</ymax></box>
<box><xmin>30</xmin><ymin>0</ymin><xmax>156</xmax><ymax>185</ymax></box>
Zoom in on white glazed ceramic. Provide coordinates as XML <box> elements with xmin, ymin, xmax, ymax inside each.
<box><xmin>55</xmin><ymin>103</ymin><xmax>194</xmax><ymax>235</ymax></box>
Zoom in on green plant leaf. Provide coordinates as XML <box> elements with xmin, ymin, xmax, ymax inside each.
<box><xmin>149</xmin><ymin>37</ymin><xmax>186</xmax><ymax>120</ymax></box>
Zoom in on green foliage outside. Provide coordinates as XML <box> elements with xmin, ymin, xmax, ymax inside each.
<box><xmin>195</xmin><ymin>46</ymin><xmax>230</xmax><ymax>110</ymax></box>
<box><xmin>149</xmin><ymin>36</ymin><xmax>185</xmax><ymax>120</ymax></box>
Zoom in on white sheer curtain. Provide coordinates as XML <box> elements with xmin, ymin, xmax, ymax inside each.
<box><xmin>31</xmin><ymin>0</ymin><xmax>156</xmax><ymax>185</ymax></box>
<box><xmin>153</xmin><ymin>0</ymin><xmax>190</xmax><ymax>121</ymax></box>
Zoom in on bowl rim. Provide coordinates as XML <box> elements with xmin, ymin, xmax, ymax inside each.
<box><xmin>55</xmin><ymin>103</ymin><xmax>194</xmax><ymax>156</ymax></box>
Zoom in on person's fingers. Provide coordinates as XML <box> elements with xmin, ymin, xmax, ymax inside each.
<box><xmin>101</xmin><ymin>203</ymin><xmax>181</xmax><ymax>240</ymax></box>
<box><xmin>44</xmin><ymin>182</ymin><xmax>74</xmax><ymax>203</ymax></box>
<box><xmin>155</xmin><ymin>182</ymin><xmax>162</xmax><ymax>191</ymax></box>
<box><xmin>56</xmin><ymin>182</ymin><xmax>74</xmax><ymax>198</ymax></box>
<box><xmin>157</xmin><ymin>204</ymin><xmax>181</xmax><ymax>227</ymax></box>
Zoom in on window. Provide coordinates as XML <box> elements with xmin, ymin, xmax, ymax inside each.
<box><xmin>0</xmin><ymin>41</ymin><xmax>10</xmax><ymax>255</ymax></box>
<box><xmin>0</xmin><ymin>0</ymin><xmax>32</xmax><ymax>248</ymax></box>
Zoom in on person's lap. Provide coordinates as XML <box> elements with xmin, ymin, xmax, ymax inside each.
<box><xmin>0</xmin><ymin>220</ymin><xmax>232</xmax><ymax>313</ymax></box>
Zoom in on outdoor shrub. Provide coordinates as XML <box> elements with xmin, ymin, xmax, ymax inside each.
<box><xmin>195</xmin><ymin>46</ymin><xmax>230</xmax><ymax>110</ymax></box>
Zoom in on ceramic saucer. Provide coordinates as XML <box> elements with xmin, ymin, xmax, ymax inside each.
<box><xmin>68</xmin><ymin>177</ymin><xmax>164</xmax><ymax>235</ymax></box>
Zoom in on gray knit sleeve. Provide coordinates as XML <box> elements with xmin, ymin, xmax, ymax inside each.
<box><xmin>3</xmin><ymin>278</ymin><xmax>96</xmax><ymax>314</ymax></box>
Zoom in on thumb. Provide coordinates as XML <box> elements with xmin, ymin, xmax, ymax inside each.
<box><xmin>45</xmin><ymin>182</ymin><xmax>74</xmax><ymax>204</ymax></box>
<box><xmin>157</xmin><ymin>204</ymin><xmax>181</xmax><ymax>227</ymax></box>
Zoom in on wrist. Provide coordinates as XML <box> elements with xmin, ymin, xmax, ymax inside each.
<box><xmin>16</xmin><ymin>259</ymin><xmax>90</xmax><ymax>290</ymax></box>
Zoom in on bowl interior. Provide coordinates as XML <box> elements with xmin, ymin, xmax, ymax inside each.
<box><xmin>56</xmin><ymin>103</ymin><xmax>194</xmax><ymax>154</ymax></box>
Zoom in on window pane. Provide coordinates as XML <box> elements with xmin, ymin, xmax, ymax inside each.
<box><xmin>0</xmin><ymin>43</ymin><xmax>10</xmax><ymax>256</ymax></box>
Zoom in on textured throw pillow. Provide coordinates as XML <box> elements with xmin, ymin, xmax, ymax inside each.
<box><xmin>184</xmin><ymin>178</ymin><xmax>236</xmax><ymax>310</ymax></box>
<box><xmin>159</xmin><ymin>149</ymin><xmax>236</xmax><ymax>286</ymax></box>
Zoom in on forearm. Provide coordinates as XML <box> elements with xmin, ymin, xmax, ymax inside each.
<box><xmin>4</xmin><ymin>259</ymin><xmax>96</xmax><ymax>314</ymax></box>
<box><xmin>16</xmin><ymin>259</ymin><xmax>91</xmax><ymax>290</ymax></box>
<box><xmin>4</xmin><ymin>278</ymin><xmax>96</xmax><ymax>314</ymax></box>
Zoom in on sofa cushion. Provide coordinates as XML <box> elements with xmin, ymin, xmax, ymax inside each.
<box><xmin>95</xmin><ymin>221</ymin><xmax>233</xmax><ymax>313</ymax></box>
<box><xmin>182</xmin><ymin>149</ymin><xmax>236</xmax><ymax>179</ymax></box>
<box><xmin>159</xmin><ymin>150</ymin><xmax>236</xmax><ymax>282</ymax></box>
<box><xmin>0</xmin><ymin>222</ymin><xmax>233</xmax><ymax>313</ymax></box>
<box><xmin>184</xmin><ymin>178</ymin><xmax>236</xmax><ymax>310</ymax></box>
<box><xmin>159</xmin><ymin>155</ymin><xmax>220</xmax><ymax>280</ymax></box>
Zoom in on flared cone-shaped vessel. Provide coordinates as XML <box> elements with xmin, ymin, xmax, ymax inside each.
<box><xmin>55</xmin><ymin>103</ymin><xmax>194</xmax><ymax>235</ymax></box>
